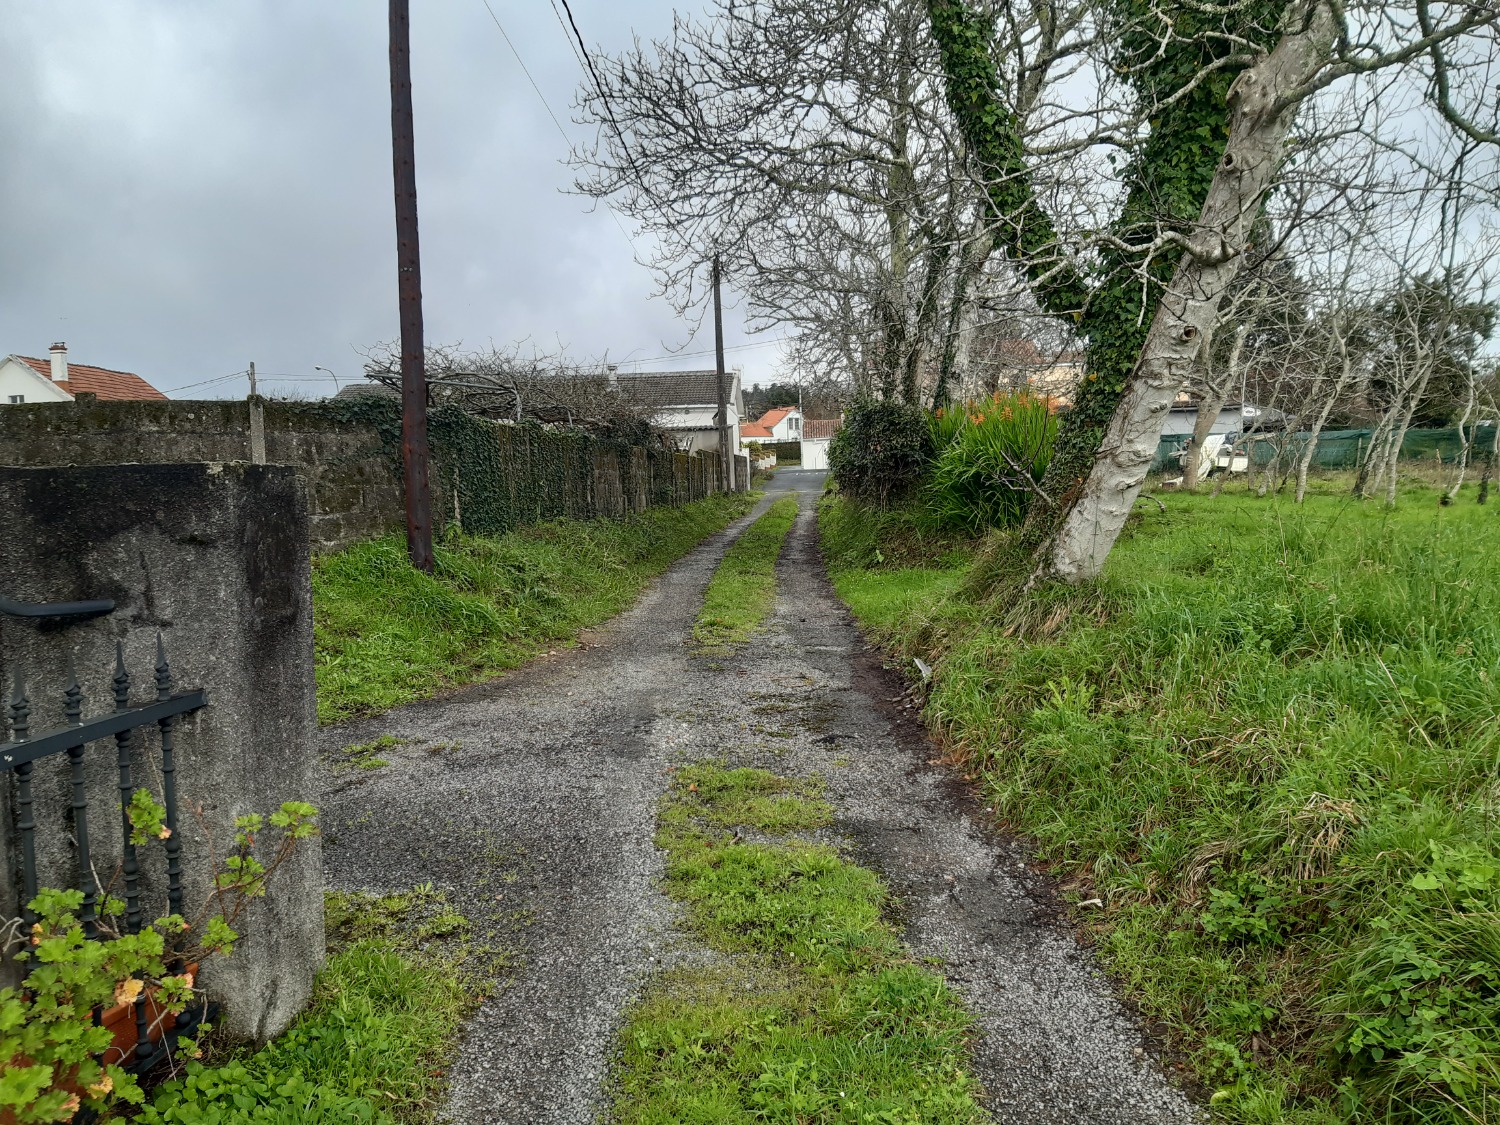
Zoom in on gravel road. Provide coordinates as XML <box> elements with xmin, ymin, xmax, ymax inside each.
<box><xmin>318</xmin><ymin>470</ymin><xmax>1202</xmax><ymax>1124</ymax></box>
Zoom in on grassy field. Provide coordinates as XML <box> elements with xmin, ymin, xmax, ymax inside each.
<box><xmin>610</xmin><ymin>763</ymin><xmax>984</xmax><ymax>1122</ymax></box>
<box><xmin>313</xmin><ymin>493</ymin><xmax>756</xmax><ymax>723</ymax></box>
<box><xmin>693</xmin><ymin>497</ymin><xmax>799</xmax><ymax>648</ymax></box>
<box><xmin>820</xmin><ymin>481</ymin><xmax>1500</xmax><ymax>1123</ymax></box>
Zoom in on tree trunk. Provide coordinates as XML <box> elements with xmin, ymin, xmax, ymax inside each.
<box><xmin>1294</xmin><ymin>334</ymin><xmax>1351</xmax><ymax>503</ymax></box>
<box><xmin>1445</xmin><ymin>367</ymin><xmax>1479</xmax><ymax>501</ymax></box>
<box><xmin>1185</xmin><ymin>325</ymin><xmax>1244</xmax><ymax>491</ymax></box>
<box><xmin>1478</xmin><ymin>421</ymin><xmax>1498</xmax><ymax>503</ymax></box>
<box><xmin>1036</xmin><ymin>4</ymin><xmax>1335</xmax><ymax>583</ymax></box>
<box><xmin>1184</xmin><ymin>388</ymin><xmax>1228</xmax><ymax>490</ymax></box>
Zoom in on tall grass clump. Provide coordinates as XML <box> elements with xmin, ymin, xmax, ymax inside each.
<box><xmin>313</xmin><ymin>492</ymin><xmax>755</xmax><ymax>721</ymax></box>
<box><xmin>924</xmin><ymin>392</ymin><xmax>1058</xmax><ymax>533</ymax></box>
<box><xmin>822</xmin><ymin>488</ymin><xmax>1500</xmax><ymax>1124</ymax></box>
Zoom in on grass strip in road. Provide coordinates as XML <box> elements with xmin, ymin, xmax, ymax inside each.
<box><xmin>611</xmin><ymin>762</ymin><xmax>985</xmax><ymax>1123</ymax></box>
<box><xmin>693</xmin><ymin>497</ymin><xmax>799</xmax><ymax>649</ymax></box>
<box><xmin>313</xmin><ymin>492</ymin><xmax>757</xmax><ymax>723</ymax></box>
<box><xmin>138</xmin><ymin>888</ymin><xmax>481</xmax><ymax>1125</ymax></box>
<box><xmin>821</xmin><ymin>486</ymin><xmax>1500</xmax><ymax>1125</ymax></box>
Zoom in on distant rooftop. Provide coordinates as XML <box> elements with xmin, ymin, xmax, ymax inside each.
<box><xmin>12</xmin><ymin>353</ymin><xmax>167</xmax><ymax>401</ymax></box>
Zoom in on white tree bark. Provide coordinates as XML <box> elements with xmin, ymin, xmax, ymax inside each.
<box><xmin>1039</xmin><ymin>2</ymin><xmax>1336</xmax><ymax>583</ymax></box>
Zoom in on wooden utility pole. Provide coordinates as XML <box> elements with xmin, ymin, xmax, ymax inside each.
<box><xmin>389</xmin><ymin>0</ymin><xmax>434</xmax><ymax>572</ymax></box>
<box><xmin>712</xmin><ymin>255</ymin><xmax>733</xmax><ymax>492</ymax></box>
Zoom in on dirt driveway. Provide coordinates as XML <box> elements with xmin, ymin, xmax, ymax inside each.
<box><xmin>319</xmin><ymin>471</ymin><xmax>1201</xmax><ymax>1124</ymax></box>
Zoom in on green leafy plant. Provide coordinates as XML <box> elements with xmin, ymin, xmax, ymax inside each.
<box><xmin>0</xmin><ymin>797</ymin><xmax>318</xmax><ymax>1123</ymax></box>
<box><xmin>924</xmin><ymin>392</ymin><xmax>1059</xmax><ymax>532</ymax></box>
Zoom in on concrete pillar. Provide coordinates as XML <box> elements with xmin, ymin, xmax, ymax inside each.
<box><xmin>0</xmin><ymin>463</ymin><xmax>322</xmax><ymax>1042</ymax></box>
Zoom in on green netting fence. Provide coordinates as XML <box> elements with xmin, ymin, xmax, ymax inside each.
<box><xmin>1153</xmin><ymin>425</ymin><xmax>1497</xmax><ymax>473</ymax></box>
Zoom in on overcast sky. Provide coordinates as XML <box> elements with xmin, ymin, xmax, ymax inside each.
<box><xmin>0</xmin><ymin>1</ymin><xmax>784</xmax><ymax>398</ymax></box>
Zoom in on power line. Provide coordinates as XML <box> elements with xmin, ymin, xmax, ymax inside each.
<box><xmin>555</xmin><ymin>0</ymin><xmax>647</xmax><ymax>187</ymax></box>
<box><xmin>479</xmin><ymin>0</ymin><xmax>571</xmax><ymax>143</ymax></box>
<box><xmin>615</xmin><ymin>335</ymin><xmax>798</xmax><ymax>367</ymax></box>
<box><xmin>168</xmin><ymin>369</ymin><xmax>248</xmax><ymax>393</ymax></box>
<box><xmin>475</xmin><ymin>0</ymin><xmax>638</xmax><ymax>252</ymax></box>
<box><xmin>547</xmin><ymin>0</ymin><xmax>591</xmax><ymax>79</ymax></box>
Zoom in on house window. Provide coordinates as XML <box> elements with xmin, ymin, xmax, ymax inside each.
<box><xmin>7</xmin><ymin>395</ymin><xmax>23</xmax><ymax>404</ymax></box>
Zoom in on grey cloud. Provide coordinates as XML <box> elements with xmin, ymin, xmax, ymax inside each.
<box><xmin>0</xmin><ymin>1</ymin><xmax>782</xmax><ymax>398</ymax></box>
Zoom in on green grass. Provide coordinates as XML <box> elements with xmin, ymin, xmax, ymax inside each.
<box><xmin>610</xmin><ymin>762</ymin><xmax>986</xmax><ymax>1123</ymax></box>
<box><xmin>314</xmin><ymin>493</ymin><xmax>757</xmax><ymax>722</ymax></box>
<box><xmin>820</xmin><ymin>485</ymin><xmax>1500</xmax><ymax>1123</ymax></box>
<box><xmin>694</xmin><ymin>498</ymin><xmax>800</xmax><ymax>648</ymax></box>
<box><xmin>137</xmin><ymin>888</ymin><xmax>479</xmax><ymax>1125</ymax></box>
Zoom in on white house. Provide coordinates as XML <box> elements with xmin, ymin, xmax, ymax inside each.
<box><xmin>1</xmin><ymin>343</ymin><xmax>167</xmax><ymax>404</ymax></box>
<box><xmin>613</xmin><ymin>369</ymin><xmax>743</xmax><ymax>455</ymax></box>
<box><xmin>800</xmin><ymin>417</ymin><xmax>842</xmax><ymax>471</ymax></box>
<box><xmin>739</xmin><ymin>405</ymin><xmax>803</xmax><ymax>444</ymax></box>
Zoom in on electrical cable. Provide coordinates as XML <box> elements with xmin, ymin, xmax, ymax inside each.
<box><xmin>554</xmin><ymin>0</ymin><xmax>648</xmax><ymax>188</ymax></box>
<box><xmin>476</xmin><ymin>0</ymin><xmax>639</xmax><ymax>252</ymax></box>
<box><xmin>167</xmin><ymin>370</ymin><xmax>248</xmax><ymax>393</ymax></box>
<box><xmin>479</xmin><ymin>0</ymin><xmax>572</xmax><ymax>143</ymax></box>
<box><xmin>614</xmin><ymin>335</ymin><xmax>798</xmax><ymax>367</ymax></box>
<box><xmin>547</xmin><ymin>0</ymin><xmax>591</xmax><ymax>80</ymax></box>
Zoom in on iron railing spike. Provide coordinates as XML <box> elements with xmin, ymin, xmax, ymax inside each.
<box><xmin>8</xmin><ymin>671</ymin><xmax>30</xmax><ymax>740</ymax></box>
<box><xmin>155</xmin><ymin>634</ymin><xmax>172</xmax><ymax>700</ymax></box>
<box><xmin>113</xmin><ymin>642</ymin><xmax>130</xmax><ymax>707</ymax></box>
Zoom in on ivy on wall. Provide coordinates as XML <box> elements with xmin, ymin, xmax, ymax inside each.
<box><xmin>301</xmin><ymin>396</ymin><xmax>714</xmax><ymax>537</ymax></box>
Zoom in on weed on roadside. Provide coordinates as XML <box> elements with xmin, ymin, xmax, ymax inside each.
<box><xmin>314</xmin><ymin>492</ymin><xmax>757</xmax><ymax>723</ymax></box>
<box><xmin>610</xmin><ymin>761</ymin><xmax>985</xmax><ymax>1123</ymax></box>
<box><xmin>333</xmin><ymin>733</ymin><xmax>406</xmax><ymax>772</ymax></box>
<box><xmin>695</xmin><ymin>498</ymin><xmax>799</xmax><ymax>649</ymax></box>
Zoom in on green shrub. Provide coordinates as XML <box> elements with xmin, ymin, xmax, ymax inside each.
<box><xmin>827</xmin><ymin>399</ymin><xmax>933</xmax><ymax>507</ymax></box>
<box><xmin>923</xmin><ymin>392</ymin><xmax>1057</xmax><ymax>532</ymax></box>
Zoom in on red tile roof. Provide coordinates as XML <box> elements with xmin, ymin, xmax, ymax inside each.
<box><xmin>754</xmin><ymin>405</ymin><xmax>796</xmax><ymax>430</ymax></box>
<box><xmin>803</xmin><ymin>417</ymin><xmax>842</xmax><ymax>440</ymax></box>
<box><xmin>16</xmin><ymin>355</ymin><xmax>168</xmax><ymax>401</ymax></box>
<box><xmin>741</xmin><ymin>421</ymin><xmax>775</xmax><ymax>439</ymax></box>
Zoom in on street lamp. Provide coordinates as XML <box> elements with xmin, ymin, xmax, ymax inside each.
<box><xmin>314</xmin><ymin>366</ymin><xmax>341</xmax><ymax>391</ymax></box>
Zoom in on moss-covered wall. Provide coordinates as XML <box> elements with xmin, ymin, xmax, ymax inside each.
<box><xmin>0</xmin><ymin>397</ymin><xmax>735</xmax><ymax>550</ymax></box>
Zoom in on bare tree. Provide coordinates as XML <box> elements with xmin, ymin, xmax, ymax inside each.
<box><xmin>358</xmin><ymin>341</ymin><xmax>669</xmax><ymax>441</ymax></box>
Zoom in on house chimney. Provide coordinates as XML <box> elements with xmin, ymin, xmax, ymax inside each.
<box><xmin>607</xmin><ymin>363</ymin><xmax>619</xmax><ymax>391</ymax></box>
<box><xmin>49</xmin><ymin>342</ymin><xmax>68</xmax><ymax>383</ymax></box>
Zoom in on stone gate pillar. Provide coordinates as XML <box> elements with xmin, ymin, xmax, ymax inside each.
<box><xmin>0</xmin><ymin>462</ymin><xmax>322</xmax><ymax>1042</ymax></box>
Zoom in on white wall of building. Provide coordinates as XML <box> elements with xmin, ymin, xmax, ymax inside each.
<box><xmin>768</xmin><ymin>408</ymin><xmax>802</xmax><ymax>441</ymax></box>
<box><xmin>1159</xmin><ymin>405</ymin><xmax>1253</xmax><ymax>437</ymax></box>
<box><xmin>801</xmin><ymin>437</ymin><xmax>830</xmax><ymax>471</ymax></box>
<box><xmin>0</xmin><ymin>358</ymin><xmax>70</xmax><ymax>405</ymax></box>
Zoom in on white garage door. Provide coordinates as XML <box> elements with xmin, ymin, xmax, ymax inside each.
<box><xmin>801</xmin><ymin>438</ymin><xmax>830</xmax><ymax>471</ymax></box>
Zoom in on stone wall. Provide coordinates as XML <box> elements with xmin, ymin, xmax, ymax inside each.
<box><xmin>0</xmin><ymin>463</ymin><xmax>322</xmax><ymax>1042</ymax></box>
<box><xmin>0</xmin><ymin>398</ymin><xmax>747</xmax><ymax>552</ymax></box>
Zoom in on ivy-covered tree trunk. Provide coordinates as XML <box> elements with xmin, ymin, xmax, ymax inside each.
<box><xmin>926</xmin><ymin>0</ymin><xmax>1290</xmax><ymax>581</ymax></box>
<box><xmin>1039</xmin><ymin>4</ymin><xmax>1336</xmax><ymax>579</ymax></box>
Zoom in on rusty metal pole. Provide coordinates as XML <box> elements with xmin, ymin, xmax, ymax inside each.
<box><xmin>389</xmin><ymin>0</ymin><xmax>434</xmax><ymax>572</ymax></box>
<box><xmin>712</xmin><ymin>255</ymin><xmax>732</xmax><ymax>492</ymax></box>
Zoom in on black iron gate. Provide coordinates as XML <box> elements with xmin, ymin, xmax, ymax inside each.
<box><xmin>2</xmin><ymin>593</ymin><xmax>207</xmax><ymax>1072</ymax></box>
